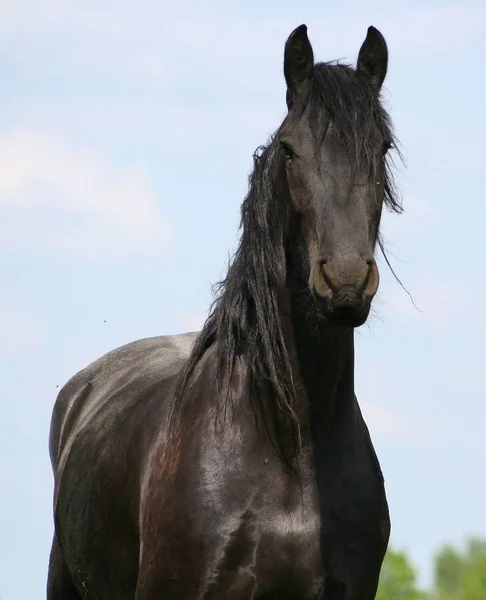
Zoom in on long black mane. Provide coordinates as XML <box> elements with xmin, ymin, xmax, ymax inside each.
<box><xmin>171</xmin><ymin>61</ymin><xmax>402</xmax><ymax>467</ymax></box>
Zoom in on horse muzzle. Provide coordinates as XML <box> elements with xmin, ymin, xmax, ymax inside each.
<box><xmin>310</xmin><ymin>254</ymin><xmax>379</xmax><ymax>327</ymax></box>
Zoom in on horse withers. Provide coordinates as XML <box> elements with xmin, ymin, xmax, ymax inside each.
<box><xmin>48</xmin><ymin>24</ymin><xmax>402</xmax><ymax>600</ymax></box>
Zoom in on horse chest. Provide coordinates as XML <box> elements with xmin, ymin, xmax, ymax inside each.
<box><xmin>245</xmin><ymin>473</ymin><xmax>325</xmax><ymax>596</ymax></box>
<box><xmin>258</xmin><ymin>500</ymin><xmax>322</xmax><ymax>568</ymax></box>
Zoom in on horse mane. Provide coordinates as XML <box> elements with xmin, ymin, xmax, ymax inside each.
<box><xmin>170</xmin><ymin>61</ymin><xmax>402</xmax><ymax>469</ymax></box>
<box><xmin>304</xmin><ymin>61</ymin><xmax>402</xmax><ymax>213</ymax></box>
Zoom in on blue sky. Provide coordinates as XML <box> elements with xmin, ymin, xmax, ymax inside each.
<box><xmin>1</xmin><ymin>0</ymin><xmax>486</xmax><ymax>597</ymax></box>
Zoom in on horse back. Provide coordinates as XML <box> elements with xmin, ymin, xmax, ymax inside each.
<box><xmin>49</xmin><ymin>333</ymin><xmax>197</xmax><ymax>471</ymax></box>
<box><xmin>48</xmin><ymin>332</ymin><xmax>198</xmax><ymax>596</ymax></box>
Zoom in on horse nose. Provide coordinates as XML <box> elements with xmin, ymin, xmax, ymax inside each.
<box><xmin>313</xmin><ymin>255</ymin><xmax>380</xmax><ymax>301</ymax></box>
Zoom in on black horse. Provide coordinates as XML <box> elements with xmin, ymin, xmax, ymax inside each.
<box><xmin>47</xmin><ymin>24</ymin><xmax>402</xmax><ymax>600</ymax></box>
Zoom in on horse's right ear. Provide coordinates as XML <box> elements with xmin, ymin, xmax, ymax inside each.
<box><xmin>284</xmin><ymin>24</ymin><xmax>314</xmax><ymax>109</ymax></box>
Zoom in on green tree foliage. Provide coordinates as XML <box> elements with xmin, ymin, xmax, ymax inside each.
<box><xmin>376</xmin><ymin>547</ymin><xmax>429</xmax><ymax>600</ymax></box>
<box><xmin>434</xmin><ymin>544</ymin><xmax>463</xmax><ymax>599</ymax></box>
<box><xmin>434</xmin><ymin>538</ymin><xmax>486</xmax><ymax>600</ymax></box>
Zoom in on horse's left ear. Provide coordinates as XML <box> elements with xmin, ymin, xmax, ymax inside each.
<box><xmin>357</xmin><ymin>26</ymin><xmax>388</xmax><ymax>92</ymax></box>
<box><xmin>284</xmin><ymin>24</ymin><xmax>314</xmax><ymax>109</ymax></box>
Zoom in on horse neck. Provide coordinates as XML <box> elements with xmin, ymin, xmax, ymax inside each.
<box><xmin>284</xmin><ymin>264</ymin><xmax>356</xmax><ymax>441</ymax></box>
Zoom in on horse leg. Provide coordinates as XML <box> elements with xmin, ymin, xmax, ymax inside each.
<box><xmin>46</xmin><ymin>534</ymin><xmax>82</xmax><ymax>600</ymax></box>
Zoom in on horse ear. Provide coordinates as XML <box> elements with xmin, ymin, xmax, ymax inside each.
<box><xmin>284</xmin><ymin>24</ymin><xmax>314</xmax><ymax>109</ymax></box>
<box><xmin>357</xmin><ymin>26</ymin><xmax>388</xmax><ymax>92</ymax></box>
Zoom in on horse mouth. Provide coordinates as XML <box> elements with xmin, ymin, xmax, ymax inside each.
<box><xmin>313</xmin><ymin>293</ymin><xmax>371</xmax><ymax>328</ymax></box>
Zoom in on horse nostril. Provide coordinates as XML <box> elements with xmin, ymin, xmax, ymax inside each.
<box><xmin>319</xmin><ymin>260</ymin><xmax>335</xmax><ymax>292</ymax></box>
<box><xmin>312</xmin><ymin>259</ymin><xmax>333</xmax><ymax>299</ymax></box>
<box><xmin>362</xmin><ymin>260</ymin><xmax>379</xmax><ymax>299</ymax></box>
<box><xmin>313</xmin><ymin>255</ymin><xmax>379</xmax><ymax>301</ymax></box>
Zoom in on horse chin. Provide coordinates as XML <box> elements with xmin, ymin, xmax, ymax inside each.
<box><xmin>313</xmin><ymin>295</ymin><xmax>371</xmax><ymax>328</ymax></box>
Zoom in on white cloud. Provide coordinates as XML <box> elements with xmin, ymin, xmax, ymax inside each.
<box><xmin>166</xmin><ymin>3</ymin><xmax>486</xmax><ymax>61</ymax></box>
<box><xmin>0</xmin><ymin>130</ymin><xmax>170</xmax><ymax>259</ymax></box>
<box><xmin>361</xmin><ymin>401</ymin><xmax>433</xmax><ymax>442</ymax></box>
<box><xmin>172</xmin><ymin>309</ymin><xmax>208</xmax><ymax>334</ymax></box>
<box><xmin>0</xmin><ymin>1</ymin><xmax>126</xmax><ymax>37</ymax></box>
<box><xmin>356</xmin><ymin>354</ymin><xmax>437</xmax><ymax>443</ymax></box>
<box><xmin>0</xmin><ymin>292</ymin><xmax>43</xmax><ymax>356</ymax></box>
<box><xmin>1</xmin><ymin>2</ymin><xmax>485</xmax><ymax>86</ymax></box>
<box><xmin>376</xmin><ymin>277</ymin><xmax>462</xmax><ymax>331</ymax></box>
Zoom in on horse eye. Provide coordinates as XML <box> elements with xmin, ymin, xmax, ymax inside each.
<box><xmin>281</xmin><ymin>142</ymin><xmax>296</xmax><ymax>161</ymax></box>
